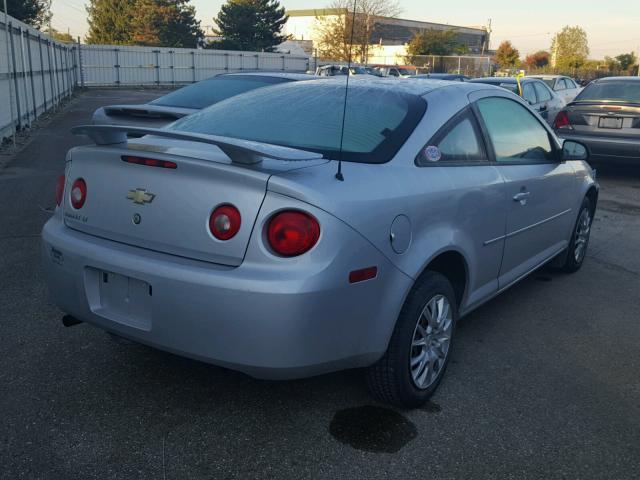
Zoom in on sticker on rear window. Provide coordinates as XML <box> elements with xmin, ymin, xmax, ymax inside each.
<box><xmin>425</xmin><ymin>146</ymin><xmax>441</xmax><ymax>162</ymax></box>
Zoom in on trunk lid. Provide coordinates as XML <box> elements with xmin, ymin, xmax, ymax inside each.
<box><xmin>565</xmin><ymin>102</ymin><xmax>640</xmax><ymax>137</ymax></box>
<box><xmin>63</xmin><ymin>138</ymin><xmax>323</xmax><ymax>266</ymax></box>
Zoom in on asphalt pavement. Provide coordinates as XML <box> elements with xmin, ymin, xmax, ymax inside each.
<box><xmin>1</xmin><ymin>89</ymin><xmax>639</xmax><ymax>479</ymax></box>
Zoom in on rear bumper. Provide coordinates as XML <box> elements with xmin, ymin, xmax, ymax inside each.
<box><xmin>41</xmin><ymin>214</ymin><xmax>412</xmax><ymax>379</ymax></box>
<box><xmin>558</xmin><ymin>131</ymin><xmax>640</xmax><ymax>164</ymax></box>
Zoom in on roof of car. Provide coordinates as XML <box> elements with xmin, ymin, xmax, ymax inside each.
<box><xmin>469</xmin><ymin>77</ymin><xmax>540</xmax><ymax>84</ymax></box>
<box><xmin>221</xmin><ymin>71</ymin><xmax>314</xmax><ymax>81</ymax></box>
<box><xmin>528</xmin><ymin>75</ymin><xmax>566</xmax><ymax>79</ymax></box>
<box><xmin>594</xmin><ymin>76</ymin><xmax>640</xmax><ymax>82</ymax></box>
<box><xmin>419</xmin><ymin>73</ymin><xmax>467</xmax><ymax>79</ymax></box>
<box><xmin>300</xmin><ymin>76</ymin><xmax>492</xmax><ymax>97</ymax></box>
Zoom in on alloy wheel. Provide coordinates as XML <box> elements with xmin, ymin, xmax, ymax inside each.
<box><xmin>574</xmin><ymin>207</ymin><xmax>592</xmax><ymax>263</ymax></box>
<box><xmin>409</xmin><ymin>294</ymin><xmax>453</xmax><ymax>390</ymax></box>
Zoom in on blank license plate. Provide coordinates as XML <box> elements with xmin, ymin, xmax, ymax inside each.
<box><xmin>599</xmin><ymin>117</ymin><xmax>622</xmax><ymax>129</ymax></box>
<box><xmin>87</xmin><ymin>269</ymin><xmax>153</xmax><ymax>330</ymax></box>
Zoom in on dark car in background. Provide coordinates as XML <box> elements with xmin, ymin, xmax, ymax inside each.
<box><xmin>553</xmin><ymin>76</ymin><xmax>640</xmax><ymax>165</ymax></box>
<box><xmin>469</xmin><ymin>77</ymin><xmax>565</xmax><ymax>125</ymax></box>
<box><xmin>92</xmin><ymin>72</ymin><xmax>312</xmax><ymax>129</ymax></box>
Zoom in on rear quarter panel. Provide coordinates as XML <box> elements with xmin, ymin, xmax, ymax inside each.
<box><xmin>269</xmin><ymin>84</ymin><xmax>507</xmax><ymax>312</ymax></box>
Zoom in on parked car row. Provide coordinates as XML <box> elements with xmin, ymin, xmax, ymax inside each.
<box><xmin>44</xmin><ymin>68</ymin><xmax>622</xmax><ymax>409</ymax></box>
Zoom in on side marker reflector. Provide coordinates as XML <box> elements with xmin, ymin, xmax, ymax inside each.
<box><xmin>349</xmin><ymin>267</ymin><xmax>378</xmax><ymax>284</ymax></box>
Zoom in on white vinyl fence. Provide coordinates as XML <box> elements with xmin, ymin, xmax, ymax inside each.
<box><xmin>1</xmin><ymin>14</ymin><xmax>76</xmax><ymax>140</ymax></box>
<box><xmin>1</xmin><ymin>12</ymin><xmax>311</xmax><ymax>142</ymax></box>
<box><xmin>78</xmin><ymin>45</ymin><xmax>311</xmax><ymax>86</ymax></box>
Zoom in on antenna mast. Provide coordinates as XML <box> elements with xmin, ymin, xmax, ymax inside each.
<box><xmin>335</xmin><ymin>0</ymin><xmax>358</xmax><ymax>182</ymax></box>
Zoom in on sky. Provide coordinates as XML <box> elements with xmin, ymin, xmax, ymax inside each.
<box><xmin>50</xmin><ymin>0</ymin><xmax>639</xmax><ymax>59</ymax></box>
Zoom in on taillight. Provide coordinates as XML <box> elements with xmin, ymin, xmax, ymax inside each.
<box><xmin>70</xmin><ymin>178</ymin><xmax>87</xmax><ymax>209</ymax></box>
<box><xmin>55</xmin><ymin>174</ymin><xmax>65</xmax><ymax>206</ymax></box>
<box><xmin>267</xmin><ymin>211</ymin><xmax>320</xmax><ymax>257</ymax></box>
<box><xmin>209</xmin><ymin>204</ymin><xmax>241</xmax><ymax>240</ymax></box>
<box><xmin>554</xmin><ymin>110</ymin><xmax>572</xmax><ymax>130</ymax></box>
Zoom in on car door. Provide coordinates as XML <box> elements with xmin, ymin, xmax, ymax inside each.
<box><xmin>413</xmin><ymin>105</ymin><xmax>507</xmax><ymax>309</ymax></box>
<box><xmin>474</xmin><ymin>96</ymin><xmax>576</xmax><ymax>288</ymax></box>
<box><xmin>531</xmin><ymin>80</ymin><xmax>553</xmax><ymax>123</ymax></box>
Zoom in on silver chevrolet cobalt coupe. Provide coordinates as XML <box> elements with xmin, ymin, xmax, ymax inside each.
<box><xmin>42</xmin><ymin>78</ymin><xmax>598</xmax><ymax>407</ymax></box>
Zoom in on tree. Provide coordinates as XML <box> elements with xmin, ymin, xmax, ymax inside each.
<box><xmin>604</xmin><ymin>56</ymin><xmax>621</xmax><ymax>71</ymax></box>
<box><xmin>86</xmin><ymin>0</ymin><xmax>136</xmax><ymax>45</ymax></box>
<box><xmin>551</xmin><ymin>26</ymin><xmax>589</xmax><ymax>71</ymax></box>
<box><xmin>494</xmin><ymin>40</ymin><xmax>520</xmax><ymax>69</ymax></box>
<box><xmin>615</xmin><ymin>52</ymin><xmax>637</xmax><ymax>71</ymax></box>
<box><xmin>313</xmin><ymin>0</ymin><xmax>401</xmax><ymax>62</ymax></box>
<box><xmin>209</xmin><ymin>0</ymin><xmax>288</xmax><ymax>52</ymax></box>
<box><xmin>523</xmin><ymin>50</ymin><xmax>550</xmax><ymax>70</ymax></box>
<box><xmin>406</xmin><ymin>29</ymin><xmax>467</xmax><ymax>59</ymax></box>
<box><xmin>0</xmin><ymin>0</ymin><xmax>51</xmax><ymax>28</ymax></box>
<box><xmin>130</xmin><ymin>0</ymin><xmax>202</xmax><ymax>47</ymax></box>
<box><xmin>45</xmin><ymin>27</ymin><xmax>74</xmax><ymax>43</ymax></box>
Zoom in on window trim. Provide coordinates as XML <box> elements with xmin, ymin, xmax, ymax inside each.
<box><xmin>471</xmin><ymin>96</ymin><xmax>562</xmax><ymax>166</ymax></box>
<box><xmin>415</xmin><ymin>106</ymin><xmax>490</xmax><ymax>167</ymax></box>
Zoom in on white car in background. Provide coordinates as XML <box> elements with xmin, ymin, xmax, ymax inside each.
<box><xmin>529</xmin><ymin>75</ymin><xmax>583</xmax><ymax>103</ymax></box>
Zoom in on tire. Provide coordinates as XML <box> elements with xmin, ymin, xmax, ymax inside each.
<box><xmin>562</xmin><ymin>197</ymin><xmax>593</xmax><ymax>273</ymax></box>
<box><xmin>366</xmin><ymin>271</ymin><xmax>458</xmax><ymax>408</ymax></box>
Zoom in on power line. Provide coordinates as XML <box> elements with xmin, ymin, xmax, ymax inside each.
<box><xmin>54</xmin><ymin>0</ymin><xmax>85</xmax><ymax>14</ymax></box>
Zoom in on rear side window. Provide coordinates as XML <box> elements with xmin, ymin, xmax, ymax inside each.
<box><xmin>565</xmin><ymin>78</ymin><xmax>577</xmax><ymax>89</ymax></box>
<box><xmin>575</xmin><ymin>81</ymin><xmax>640</xmax><ymax>103</ymax></box>
<box><xmin>150</xmin><ymin>75</ymin><xmax>292</xmax><ymax>109</ymax></box>
<box><xmin>170</xmin><ymin>82</ymin><xmax>426</xmax><ymax>163</ymax></box>
<box><xmin>476</xmin><ymin>97</ymin><xmax>554</xmax><ymax>163</ymax></box>
<box><xmin>418</xmin><ymin>111</ymin><xmax>486</xmax><ymax>165</ymax></box>
<box><xmin>533</xmin><ymin>82</ymin><xmax>552</xmax><ymax>102</ymax></box>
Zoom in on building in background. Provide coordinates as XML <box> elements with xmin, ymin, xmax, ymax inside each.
<box><xmin>284</xmin><ymin>9</ymin><xmax>490</xmax><ymax>65</ymax></box>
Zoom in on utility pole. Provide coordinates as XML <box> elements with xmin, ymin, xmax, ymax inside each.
<box><xmin>482</xmin><ymin>18</ymin><xmax>492</xmax><ymax>55</ymax></box>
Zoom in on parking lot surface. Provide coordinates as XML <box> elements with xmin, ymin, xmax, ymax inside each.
<box><xmin>1</xmin><ymin>89</ymin><xmax>639</xmax><ymax>479</ymax></box>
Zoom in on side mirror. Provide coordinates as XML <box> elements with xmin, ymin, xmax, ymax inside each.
<box><xmin>562</xmin><ymin>140</ymin><xmax>589</xmax><ymax>161</ymax></box>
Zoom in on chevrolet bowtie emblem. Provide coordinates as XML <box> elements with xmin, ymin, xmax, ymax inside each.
<box><xmin>127</xmin><ymin>188</ymin><xmax>155</xmax><ymax>205</ymax></box>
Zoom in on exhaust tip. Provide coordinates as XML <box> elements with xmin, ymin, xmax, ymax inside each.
<box><xmin>62</xmin><ymin>315</ymin><xmax>83</xmax><ymax>327</ymax></box>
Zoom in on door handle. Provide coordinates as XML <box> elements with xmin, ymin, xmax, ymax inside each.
<box><xmin>513</xmin><ymin>192</ymin><xmax>531</xmax><ymax>205</ymax></box>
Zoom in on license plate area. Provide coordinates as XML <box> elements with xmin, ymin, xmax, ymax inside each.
<box><xmin>85</xmin><ymin>268</ymin><xmax>152</xmax><ymax>330</ymax></box>
<box><xmin>598</xmin><ymin>116</ymin><xmax>622</xmax><ymax>129</ymax></box>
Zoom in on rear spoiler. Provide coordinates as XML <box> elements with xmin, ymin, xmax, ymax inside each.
<box><xmin>71</xmin><ymin>125</ymin><xmax>323</xmax><ymax>165</ymax></box>
<box><xmin>103</xmin><ymin>107</ymin><xmax>186</xmax><ymax>120</ymax></box>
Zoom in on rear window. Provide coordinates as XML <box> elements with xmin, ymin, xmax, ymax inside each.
<box><xmin>575</xmin><ymin>81</ymin><xmax>640</xmax><ymax>104</ymax></box>
<box><xmin>150</xmin><ymin>75</ymin><xmax>292</xmax><ymax>109</ymax></box>
<box><xmin>169</xmin><ymin>82</ymin><xmax>426</xmax><ymax>163</ymax></box>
